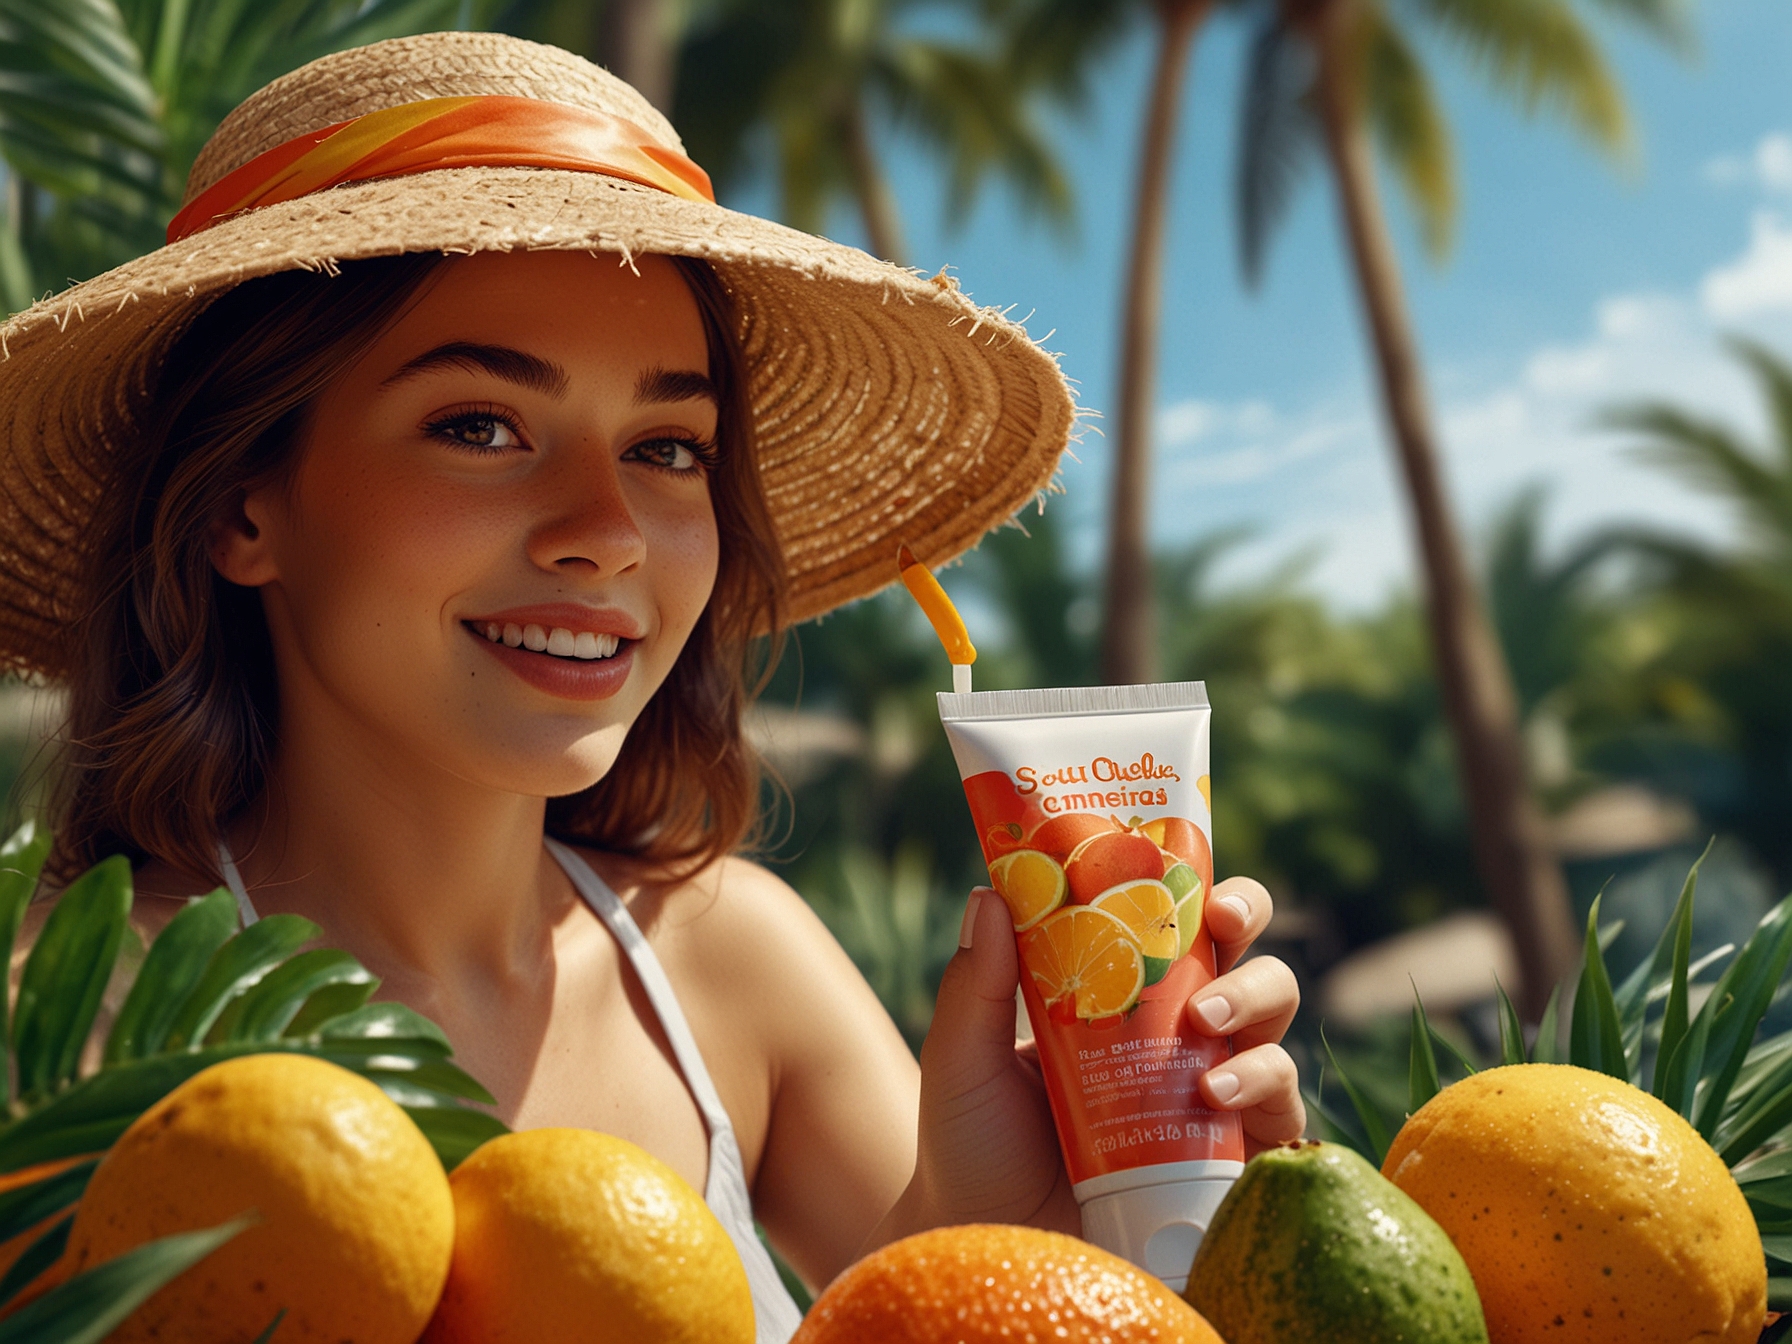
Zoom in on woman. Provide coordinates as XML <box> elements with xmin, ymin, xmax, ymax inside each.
<box><xmin>0</xmin><ymin>32</ymin><xmax>1304</xmax><ymax>1340</ymax></box>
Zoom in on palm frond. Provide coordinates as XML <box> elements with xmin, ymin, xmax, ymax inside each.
<box><xmin>1235</xmin><ymin>14</ymin><xmax>1317</xmax><ymax>287</ymax></box>
<box><xmin>0</xmin><ymin>821</ymin><xmax>507</xmax><ymax>1318</ymax></box>
<box><xmin>880</xmin><ymin>39</ymin><xmax>1073</xmax><ymax>232</ymax></box>
<box><xmin>1360</xmin><ymin>2</ymin><xmax>1455</xmax><ymax>256</ymax></box>
<box><xmin>1410</xmin><ymin>0</ymin><xmax>1628</xmax><ymax>153</ymax></box>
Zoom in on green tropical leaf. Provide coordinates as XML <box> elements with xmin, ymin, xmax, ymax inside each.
<box><xmin>0</xmin><ymin>821</ymin><xmax>52</xmax><ymax>1103</ymax></box>
<box><xmin>1359</xmin><ymin>1</ymin><xmax>1456</xmax><ymax>256</ymax></box>
<box><xmin>1568</xmin><ymin>895</ymin><xmax>1627</xmax><ymax>1080</ymax></box>
<box><xmin>1411</xmin><ymin>0</ymin><xmax>1628</xmax><ymax>152</ymax></box>
<box><xmin>1531</xmin><ymin>982</ymin><xmax>1564</xmax><ymax>1062</ymax></box>
<box><xmin>0</xmin><ymin>1157</ymin><xmax>96</xmax><ymax>1247</ymax></box>
<box><xmin>1409</xmin><ymin>998</ymin><xmax>1441</xmax><ymax>1113</ymax></box>
<box><xmin>1649</xmin><ymin>843</ymin><xmax>1705</xmax><ymax>1100</ymax></box>
<box><xmin>1714</xmin><ymin>1041</ymin><xmax>1792</xmax><ymax>1167</ymax></box>
<box><xmin>161</xmin><ymin>914</ymin><xmax>320</xmax><ymax>1050</ymax></box>
<box><xmin>205</xmin><ymin>949</ymin><xmax>376</xmax><ymax>1046</ymax></box>
<box><xmin>105</xmin><ymin>891</ymin><xmax>237</xmax><ymax>1063</ymax></box>
<box><xmin>1494</xmin><ymin>977</ymin><xmax>1526</xmax><ymax>1065</ymax></box>
<box><xmin>13</xmin><ymin>856</ymin><xmax>132</xmax><ymax>1102</ymax></box>
<box><xmin>1322</xmin><ymin>1028</ymin><xmax>1393</xmax><ymax>1164</ymax></box>
<box><xmin>1691</xmin><ymin>894</ymin><xmax>1792</xmax><ymax>1138</ymax></box>
<box><xmin>0</xmin><ymin>1212</ymin><xmax>70</xmax><ymax>1308</ymax></box>
<box><xmin>310</xmin><ymin>1001</ymin><xmax>452</xmax><ymax>1050</ymax></box>
<box><xmin>1236</xmin><ymin>14</ymin><xmax>1317</xmax><ymax>286</ymax></box>
<box><xmin>0</xmin><ymin>1216</ymin><xmax>249</xmax><ymax>1344</ymax></box>
<box><xmin>403</xmin><ymin>1105</ymin><xmax>509</xmax><ymax>1172</ymax></box>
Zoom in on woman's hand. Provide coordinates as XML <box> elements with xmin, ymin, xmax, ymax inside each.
<box><xmin>1188</xmin><ymin>878</ymin><xmax>1306</xmax><ymax>1154</ymax></box>
<box><xmin>868</xmin><ymin>875</ymin><xmax>1305</xmax><ymax>1248</ymax></box>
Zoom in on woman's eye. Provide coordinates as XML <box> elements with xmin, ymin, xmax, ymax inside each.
<box><xmin>424</xmin><ymin>410</ymin><xmax>524</xmax><ymax>453</ymax></box>
<box><xmin>625</xmin><ymin>437</ymin><xmax>716</xmax><ymax>473</ymax></box>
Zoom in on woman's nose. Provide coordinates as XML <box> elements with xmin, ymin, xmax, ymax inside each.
<box><xmin>525</xmin><ymin>448</ymin><xmax>646</xmax><ymax>577</ymax></box>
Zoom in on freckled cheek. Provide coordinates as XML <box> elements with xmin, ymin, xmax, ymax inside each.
<box><xmin>281</xmin><ymin>474</ymin><xmax>511</xmax><ymax>633</ymax></box>
<box><xmin>643</xmin><ymin>497</ymin><xmax>720</xmax><ymax>639</ymax></box>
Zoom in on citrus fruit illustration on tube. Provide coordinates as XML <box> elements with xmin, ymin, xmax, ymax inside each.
<box><xmin>1143</xmin><ymin>816</ymin><xmax>1213</xmax><ymax>898</ymax></box>
<box><xmin>987</xmin><ymin>849</ymin><xmax>1068</xmax><ymax>930</ymax></box>
<box><xmin>1091</xmin><ymin>880</ymin><xmax>1180</xmax><ymax>984</ymax></box>
<box><xmin>1026</xmin><ymin>812</ymin><xmax>1120</xmax><ymax>863</ymax></box>
<box><xmin>1065</xmin><ymin>830</ymin><xmax>1167</xmax><ymax>904</ymax></box>
<box><xmin>1164</xmin><ymin>862</ymin><xmax>1205</xmax><ymax>958</ymax></box>
<box><xmin>1020</xmin><ymin>906</ymin><xmax>1146</xmax><ymax>1019</ymax></box>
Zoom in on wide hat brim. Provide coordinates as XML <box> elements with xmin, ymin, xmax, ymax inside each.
<box><xmin>0</xmin><ymin>36</ymin><xmax>1074</xmax><ymax>680</ymax></box>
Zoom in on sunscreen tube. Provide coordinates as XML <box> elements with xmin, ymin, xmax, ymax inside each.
<box><xmin>938</xmin><ymin>682</ymin><xmax>1242</xmax><ymax>1290</ymax></box>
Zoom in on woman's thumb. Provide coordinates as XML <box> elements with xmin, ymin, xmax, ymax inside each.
<box><xmin>920</xmin><ymin>888</ymin><xmax>1022</xmax><ymax>1095</ymax></box>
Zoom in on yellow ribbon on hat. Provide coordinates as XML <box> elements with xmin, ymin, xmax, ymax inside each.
<box><xmin>168</xmin><ymin>95</ymin><xmax>715</xmax><ymax>243</ymax></box>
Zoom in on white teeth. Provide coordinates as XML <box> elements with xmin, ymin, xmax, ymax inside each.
<box><xmin>479</xmin><ymin>621</ymin><xmax>622</xmax><ymax>659</ymax></box>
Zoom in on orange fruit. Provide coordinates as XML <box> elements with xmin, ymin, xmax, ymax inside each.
<box><xmin>64</xmin><ymin>1054</ymin><xmax>453</xmax><ymax>1344</ymax></box>
<box><xmin>421</xmin><ymin>1128</ymin><xmax>752</xmax><ymax>1344</ymax></box>
<box><xmin>1064</xmin><ymin>831</ymin><xmax>1166</xmax><ymax>904</ymax></box>
<box><xmin>987</xmin><ymin>849</ymin><xmax>1067</xmax><ymax>930</ymax></box>
<box><xmin>1026</xmin><ymin>813</ymin><xmax>1119</xmax><ymax>862</ymax></box>
<box><xmin>1384</xmin><ymin>1064</ymin><xmax>1764</xmax><ymax>1343</ymax></box>
<box><xmin>791</xmin><ymin>1224</ymin><xmax>1226</xmax><ymax>1343</ymax></box>
<box><xmin>1020</xmin><ymin>906</ymin><xmax>1145</xmax><ymax>1019</ymax></box>
<box><xmin>1090</xmin><ymin>880</ymin><xmax>1179</xmax><ymax>983</ymax></box>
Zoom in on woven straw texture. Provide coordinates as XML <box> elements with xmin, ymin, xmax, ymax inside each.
<box><xmin>0</xmin><ymin>31</ymin><xmax>1073</xmax><ymax>678</ymax></box>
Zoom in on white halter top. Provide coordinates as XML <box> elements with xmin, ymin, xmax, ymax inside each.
<box><xmin>217</xmin><ymin>837</ymin><xmax>805</xmax><ymax>1344</ymax></box>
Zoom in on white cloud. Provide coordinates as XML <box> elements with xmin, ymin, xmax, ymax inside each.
<box><xmin>1137</xmin><ymin>192</ymin><xmax>1792</xmax><ymax>608</ymax></box>
<box><xmin>1701</xmin><ymin>211</ymin><xmax>1792</xmax><ymax>319</ymax></box>
<box><xmin>1705</xmin><ymin>132</ymin><xmax>1792</xmax><ymax>195</ymax></box>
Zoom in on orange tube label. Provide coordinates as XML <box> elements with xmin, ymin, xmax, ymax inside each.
<box><xmin>940</xmin><ymin>685</ymin><xmax>1242</xmax><ymax>1188</ymax></box>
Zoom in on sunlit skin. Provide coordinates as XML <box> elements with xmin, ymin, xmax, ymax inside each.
<box><xmin>110</xmin><ymin>249</ymin><xmax>1306</xmax><ymax>1289</ymax></box>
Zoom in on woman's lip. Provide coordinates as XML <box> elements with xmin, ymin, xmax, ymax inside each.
<box><xmin>463</xmin><ymin>604</ymin><xmax>644</xmax><ymax>639</ymax></box>
<box><xmin>468</xmin><ymin>626</ymin><xmax>637</xmax><ymax>702</ymax></box>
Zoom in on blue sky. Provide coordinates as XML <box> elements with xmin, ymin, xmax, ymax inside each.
<box><xmin>729</xmin><ymin>0</ymin><xmax>1792</xmax><ymax>607</ymax></box>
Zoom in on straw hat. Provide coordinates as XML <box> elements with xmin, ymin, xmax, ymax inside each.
<box><xmin>0</xmin><ymin>31</ymin><xmax>1073</xmax><ymax>679</ymax></box>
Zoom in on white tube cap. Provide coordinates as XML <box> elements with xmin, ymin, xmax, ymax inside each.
<box><xmin>1075</xmin><ymin>1161</ymin><xmax>1243</xmax><ymax>1293</ymax></box>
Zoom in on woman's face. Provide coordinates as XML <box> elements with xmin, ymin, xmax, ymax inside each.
<box><xmin>219</xmin><ymin>250</ymin><xmax>721</xmax><ymax>798</ymax></box>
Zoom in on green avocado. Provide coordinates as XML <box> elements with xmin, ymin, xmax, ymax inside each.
<box><xmin>1184</xmin><ymin>1140</ymin><xmax>1488</xmax><ymax>1344</ymax></box>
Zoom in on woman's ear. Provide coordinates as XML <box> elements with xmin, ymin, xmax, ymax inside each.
<box><xmin>209</xmin><ymin>487</ymin><xmax>281</xmax><ymax>587</ymax></box>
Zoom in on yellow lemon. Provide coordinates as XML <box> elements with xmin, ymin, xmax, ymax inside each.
<box><xmin>1384</xmin><ymin>1064</ymin><xmax>1764</xmax><ymax>1343</ymax></box>
<box><xmin>1091</xmin><ymin>879</ymin><xmax>1179</xmax><ymax>983</ymax></box>
<box><xmin>422</xmin><ymin>1128</ymin><xmax>753</xmax><ymax>1344</ymax></box>
<box><xmin>64</xmin><ymin>1053</ymin><xmax>453</xmax><ymax>1344</ymax></box>
<box><xmin>987</xmin><ymin>848</ymin><xmax>1068</xmax><ymax>930</ymax></box>
<box><xmin>1020</xmin><ymin>906</ymin><xmax>1145</xmax><ymax>1019</ymax></box>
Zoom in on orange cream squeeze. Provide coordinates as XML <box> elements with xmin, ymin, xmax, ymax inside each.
<box><xmin>898</xmin><ymin>551</ymin><xmax>1241</xmax><ymax>1289</ymax></box>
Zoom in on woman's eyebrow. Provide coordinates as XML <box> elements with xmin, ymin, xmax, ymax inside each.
<box><xmin>635</xmin><ymin>366</ymin><xmax>717</xmax><ymax>407</ymax></box>
<box><xmin>382</xmin><ymin>342</ymin><xmax>570</xmax><ymax>397</ymax></box>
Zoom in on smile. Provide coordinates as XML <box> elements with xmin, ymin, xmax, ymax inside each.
<box><xmin>470</xmin><ymin>622</ymin><xmax>624</xmax><ymax>660</ymax></box>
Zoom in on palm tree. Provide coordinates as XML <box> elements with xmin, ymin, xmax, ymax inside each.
<box><xmin>1228</xmin><ymin>0</ymin><xmax>1689</xmax><ymax>1017</ymax></box>
<box><xmin>1003</xmin><ymin>0</ymin><xmax>1236</xmax><ymax>685</ymax></box>
<box><xmin>675</xmin><ymin>0</ymin><xmax>1070</xmax><ymax>267</ymax></box>
<box><xmin>1604</xmin><ymin>340</ymin><xmax>1792</xmax><ymax>885</ymax></box>
<box><xmin>0</xmin><ymin>0</ymin><xmax>462</xmax><ymax>310</ymax></box>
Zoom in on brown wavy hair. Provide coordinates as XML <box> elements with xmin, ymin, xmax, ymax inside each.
<box><xmin>54</xmin><ymin>252</ymin><xmax>784</xmax><ymax>884</ymax></box>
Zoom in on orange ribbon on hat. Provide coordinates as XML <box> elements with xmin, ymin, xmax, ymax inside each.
<box><xmin>167</xmin><ymin>95</ymin><xmax>715</xmax><ymax>243</ymax></box>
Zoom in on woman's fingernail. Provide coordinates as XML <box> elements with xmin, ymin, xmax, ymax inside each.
<box><xmin>1217</xmin><ymin>894</ymin><xmax>1250</xmax><ymax>923</ymax></box>
<box><xmin>1195</xmin><ymin>995</ymin><xmax>1232</xmax><ymax>1031</ymax></box>
<box><xmin>1206</xmin><ymin>1070</ymin><xmax>1240</xmax><ymax>1104</ymax></box>
<box><xmin>959</xmin><ymin>892</ymin><xmax>983</xmax><ymax>949</ymax></box>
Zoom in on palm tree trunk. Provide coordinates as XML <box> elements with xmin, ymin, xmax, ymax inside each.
<box><xmin>597</xmin><ymin>0</ymin><xmax>675</xmax><ymax>114</ymax></box>
<box><xmin>1310</xmin><ymin>3</ymin><xmax>1577</xmax><ymax>1018</ymax></box>
<box><xmin>1099</xmin><ymin>0</ymin><xmax>1213</xmax><ymax>686</ymax></box>
<box><xmin>842</xmin><ymin>98</ymin><xmax>910</xmax><ymax>268</ymax></box>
